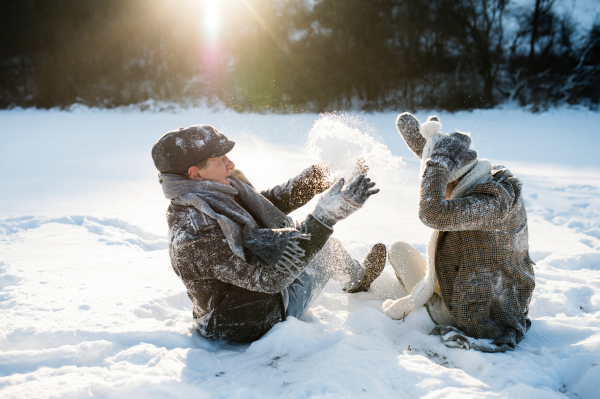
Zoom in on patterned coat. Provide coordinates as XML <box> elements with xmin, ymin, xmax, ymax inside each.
<box><xmin>397</xmin><ymin>112</ymin><xmax>535</xmax><ymax>349</ymax></box>
<box><xmin>420</xmin><ymin>161</ymin><xmax>535</xmax><ymax>347</ymax></box>
<box><xmin>166</xmin><ymin>166</ymin><xmax>331</xmax><ymax>342</ymax></box>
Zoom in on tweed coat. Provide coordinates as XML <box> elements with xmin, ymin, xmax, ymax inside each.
<box><xmin>420</xmin><ymin>159</ymin><xmax>535</xmax><ymax>349</ymax></box>
<box><xmin>166</xmin><ymin>165</ymin><xmax>332</xmax><ymax>342</ymax></box>
<box><xmin>397</xmin><ymin>112</ymin><xmax>535</xmax><ymax>349</ymax></box>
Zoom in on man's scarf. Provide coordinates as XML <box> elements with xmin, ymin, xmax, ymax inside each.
<box><xmin>159</xmin><ymin>173</ymin><xmax>293</xmax><ymax>262</ymax></box>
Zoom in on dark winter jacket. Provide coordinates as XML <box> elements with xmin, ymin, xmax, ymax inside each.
<box><xmin>166</xmin><ymin>166</ymin><xmax>332</xmax><ymax>342</ymax></box>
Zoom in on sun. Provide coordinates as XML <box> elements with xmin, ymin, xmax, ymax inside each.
<box><xmin>203</xmin><ymin>0</ymin><xmax>220</xmax><ymax>41</ymax></box>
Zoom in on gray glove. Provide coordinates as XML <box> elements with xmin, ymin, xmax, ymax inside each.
<box><xmin>396</xmin><ymin>112</ymin><xmax>426</xmax><ymax>158</ymax></box>
<box><xmin>430</xmin><ymin>132</ymin><xmax>478</xmax><ymax>176</ymax></box>
<box><xmin>312</xmin><ymin>174</ymin><xmax>379</xmax><ymax>228</ymax></box>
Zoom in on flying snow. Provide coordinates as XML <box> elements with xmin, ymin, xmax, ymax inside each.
<box><xmin>308</xmin><ymin>113</ymin><xmax>405</xmax><ymax>182</ymax></box>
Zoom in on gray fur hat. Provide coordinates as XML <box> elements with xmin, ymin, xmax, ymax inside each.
<box><xmin>396</xmin><ymin>112</ymin><xmax>477</xmax><ymax>182</ymax></box>
<box><xmin>151</xmin><ymin>125</ymin><xmax>235</xmax><ymax>174</ymax></box>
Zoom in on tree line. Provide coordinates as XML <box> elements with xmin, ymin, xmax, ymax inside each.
<box><xmin>1</xmin><ymin>0</ymin><xmax>598</xmax><ymax>111</ymax></box>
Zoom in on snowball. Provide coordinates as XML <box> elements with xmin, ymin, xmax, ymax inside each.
<box><xmin>307</xmin><ymin>113</ymin><xmax>405</xmax><ymax>182</ymax></box>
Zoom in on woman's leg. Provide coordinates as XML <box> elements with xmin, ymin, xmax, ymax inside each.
<box><xmin>388</xmin><ymin>240</ymin><xmax>457</xmax><ymax>327</ymax></box>
<box><xmin>388</xmin><ymin>241</ymin><xmax>428</xmax><ymax>292</ymax></box>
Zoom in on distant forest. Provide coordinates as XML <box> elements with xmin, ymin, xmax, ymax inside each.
<box><xmin>1</xmin><ymin>0</ymin><xmax>599</xmax><ymax>111</ymax></box>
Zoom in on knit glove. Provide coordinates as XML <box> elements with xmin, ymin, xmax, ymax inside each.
<box><xmin>429</xmin><ymin>132</ymin><xmax>478</xmax><ymax>177</ymax></box>
<box><xmin>243</xmin><ymin>228</ymin><xmax>309</xmax><ymax>267</ymax></box>
<box><xmin>312</xmin><ymin>174</ymin><xmax>378</xmax><ymax>228</ymax></box>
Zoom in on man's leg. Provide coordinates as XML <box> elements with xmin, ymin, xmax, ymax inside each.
<box><xmin>286</xmin><ymin>238</ymin><xmax>364</xmax><ymax>319</ymax></box>
<box><xmin>388</xmin><ymin>240</ymin><xmax>457</xmax><ymax>327</ymax></box>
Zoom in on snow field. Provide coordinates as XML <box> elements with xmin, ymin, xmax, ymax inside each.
<box><xmin>0</xmin><ymin>107</ymin><xmax>599</xmax><ymax>398</ymax></box>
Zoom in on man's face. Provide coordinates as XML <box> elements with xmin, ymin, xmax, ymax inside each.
<box><xmin>189</xmin><ymin>154</ymin><xmax>235</xmax><ymax>185</ymax></box>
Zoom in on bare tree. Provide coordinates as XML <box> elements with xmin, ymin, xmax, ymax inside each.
<box><xmin>529</xmin><ymin>0</ymin><xmax>555</xmax><ymax>62</ymax></box>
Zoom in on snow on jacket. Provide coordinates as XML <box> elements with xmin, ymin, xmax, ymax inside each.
<box><xmin>420</xmin><ymin>159</ymin><xmax>535</xmax><ymax>349</ymax></box>
<box><xmin>166</xmin><ymin>166</ymin><xmax>332</xmax><ymax>342</ymax></box>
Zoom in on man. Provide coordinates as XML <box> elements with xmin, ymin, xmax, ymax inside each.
<box><xmin>382</xmin><ymin>113</ymin><xmax>535</xmax><ymax>352</ymax></box>
<box><xmin>152</xmin><ymin>125</ymin><xmax>386</xmax><ymax>343</ymax></box>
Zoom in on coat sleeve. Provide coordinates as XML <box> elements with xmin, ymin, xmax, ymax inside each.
<box><xmin>175</xmin><ymin>215</ymin><xmax>333</xmax><ymax>294</ymax></box>
<box><xmin>419</xmin><ymin>164</ymin><xmax>516</xmax><ymax>231</ymax></box>
<box><xmin>260</xmin><ymin>165</ymin><xmax>331</xmax><ymax>214</ymax></box>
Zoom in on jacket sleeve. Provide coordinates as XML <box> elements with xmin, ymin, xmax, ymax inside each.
<box><xmin>176</xmin><ymin>215</ymin><xmax>332</xmax><ymax>294</ymax></box>
<box><xmin>419</xmin><ymin>163</ymin><xmax>516</xmax><ymax>231</ymax></box>
<box><xmin>261</xmin><ymin>165</ymin><xmax>331</xmax><ymax>214</ymax></box>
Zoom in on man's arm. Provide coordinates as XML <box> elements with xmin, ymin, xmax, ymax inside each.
<box><xmin>261</xmin><ymin>165</ymin><xmax>331</xmax><ymax>214</ymax></box>
<box><xmin>419</xmin><ymin>164</ymin><xmax>517</xmax><ymax>231</ymax></box>
<box><xmin>175</xmin><ymin>174</ymin><xmax>377</xmax><ymax>294</ymax></box>
<box><xmin>176</xmin><ymin>215</ymin><xmax>333</xmax><ymax>294</ymax></box>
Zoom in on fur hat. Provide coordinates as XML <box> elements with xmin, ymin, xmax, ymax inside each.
<box><xmin>151</xmin><ymin>125</ymin><xmax>235</xmax><ymax>174</ymax></box>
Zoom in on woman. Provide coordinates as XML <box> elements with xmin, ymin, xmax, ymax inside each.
<box><xmin>382</xmin><ymin>113</ymin><xmax>535</xmax><ymax>352</ymax></box>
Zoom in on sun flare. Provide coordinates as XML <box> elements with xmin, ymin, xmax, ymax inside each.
<box><xmin>203</xmin><ymin>0</ymin><xmax>220</xmax><ymax>40</ymax></box>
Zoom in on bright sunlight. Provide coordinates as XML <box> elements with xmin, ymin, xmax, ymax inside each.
<box><xmin>202</xmin><ymin>0</ymin><xmax>220</xmax><ymax>40</ymax></box>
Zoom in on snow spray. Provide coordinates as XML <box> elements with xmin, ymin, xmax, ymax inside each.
<box><xmin>307</xmin><ymin>113</ymin><xmax>405</xmax><ymax>183</ymax></box>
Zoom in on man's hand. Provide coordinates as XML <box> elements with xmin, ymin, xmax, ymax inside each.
<box><xmin>429</xmin><ymin>132</ymin><xmax>477</xmax><ymax>176</ymax></box>
<box><xmin>312</xmin><ymin>174</ymin><xmax>379</xmax><ymax>228</ymax></box>
<box><xmin>343</xmin><ymin>174</ymin><xmax>379</xmax><ymax>205</ymax></box>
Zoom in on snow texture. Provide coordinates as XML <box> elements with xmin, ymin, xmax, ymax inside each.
<box><xmin>1</xmin><ymin>106</ymin><xmax>600</xmax><ymax>398</ymax></box>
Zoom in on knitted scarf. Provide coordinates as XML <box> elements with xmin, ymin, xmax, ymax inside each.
<box><xmin>159</xmin><ymin>173</ymin><xmax>293</xmax><ymax>262</ymax></box>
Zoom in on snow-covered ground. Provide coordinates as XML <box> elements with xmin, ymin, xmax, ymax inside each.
<box><xmin>1</xmin><ymin>106</ymin><xmax>599</xmax><ymax>398</ymax></box>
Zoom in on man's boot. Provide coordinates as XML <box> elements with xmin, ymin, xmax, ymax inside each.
<box><xmin>344</xmin><ymin>243</ymin><xmax>386</xmax><ymax>293</ymax></box>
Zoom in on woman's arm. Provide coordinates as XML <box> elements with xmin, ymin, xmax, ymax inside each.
<box><xmin>419</xmin><ymin>164</ymin><xmax>516</xmax><ymax>231</ymax></box>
